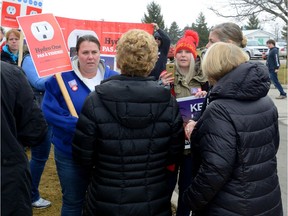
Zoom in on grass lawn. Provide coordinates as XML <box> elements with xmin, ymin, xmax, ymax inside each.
<box><xmin>279</xmin><ymin>64</ymin><xmax>288</xmax><ymax>84</ymax></box>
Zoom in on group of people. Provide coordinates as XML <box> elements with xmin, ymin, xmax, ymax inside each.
<box><xmin>1</xmin><ymin>21</ymin><xmax>284</xmax><ymax>216</ymax></box>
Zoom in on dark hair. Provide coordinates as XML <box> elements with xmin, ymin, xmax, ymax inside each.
<box><xmin>76</xmin><ymin>35</ymin><xmax>100</xmax><ymax>53</ymax></box>
<box><xmin>266</xmin><ymin>39</ymin><xmax>275</xmax><ymax>46</ymax></box>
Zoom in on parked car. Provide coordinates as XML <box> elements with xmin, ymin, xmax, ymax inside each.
<box><xmin>244</xmin><ymin>40</ymin><xmax>268</xmax><ymax>59</ymax></box>
<box><xmin>262</xmin><ymin>42</ymin><xmax>287</xmax><ymax>60</ymax></box>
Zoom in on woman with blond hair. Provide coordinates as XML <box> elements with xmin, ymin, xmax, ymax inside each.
<box><xmin>183</xmin><ymin>42</ymin><xmax>283</xmax><ymax>215</ymax></box>
<box><xmin>72</xmin><ymin>29</ymin><xmax>185</xmax><ymax>216</ymax></box>
<box><xmin>1</xmin><ymin>28</ymin><xmax>20</xmax><ymax>65</ymax></box>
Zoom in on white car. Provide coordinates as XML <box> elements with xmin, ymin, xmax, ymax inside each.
<box><xmin>277</xmin><ymin>42</ymin><xmax>287</xmax><ymax>59</ymax></box>
<box><xmin>244</xmin><ymin>40</ymin><xmax>268</xmax><ymax>59</ymax></box>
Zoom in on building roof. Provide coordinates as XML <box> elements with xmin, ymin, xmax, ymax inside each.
<box><xmin>242</xmin><ymin>29</ymin><xmax>275</xmax><ymax>38</ymax></box>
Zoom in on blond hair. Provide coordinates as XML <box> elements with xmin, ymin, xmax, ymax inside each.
<box><xmin>116</xmin><ymin>29</ymin><xmax>158</xmax><ymax>77</ymax></box>
<box><xmin>5</xmin><ymin>28</ymin><xmax>20</xmax><ymax>40</ymax></box>
<box><xmin>202</xmin><ymin>42</ymin><xmax>249</xmax><ymax>85</ymax></box>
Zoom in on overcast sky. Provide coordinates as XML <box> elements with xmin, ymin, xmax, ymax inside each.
<box><xmin>41</xmin><ymin>0</ymin><xmax>231</xmax><ymax>29</ymax></box>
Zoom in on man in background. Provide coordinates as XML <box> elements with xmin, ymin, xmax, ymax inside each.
<box><xmin>150</xmin><ymin>23</ymin><xmax>171</xmax><ymax>79</ymax></box>
<box><xmin>266</xmin><ymin>39</ymin><xmax>287</xmax><ymax>99</ymax></box>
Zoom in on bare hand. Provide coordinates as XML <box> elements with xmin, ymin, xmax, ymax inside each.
<box><xmin>159</xmin><ymin>70</ymin><xmax>174</xmax><ymax>85</ymax></box>
<box><xmin>194</xmin><ymin>90</ymin><xmax>207</xmax><ymax>98</ymax></box>
<box><xmin>185</xmin><ymin>120</ymin><xmax>197</xmax><ymax>141</ymax></box>
<box><xmin>152</xmin><ymin>23</ymin><xmax>159</xmax><ymax>30</ymax></box>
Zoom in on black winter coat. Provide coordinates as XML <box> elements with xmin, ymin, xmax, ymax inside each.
<box><xmin>183</xmin><ymin>62</ymin><xmax>283</xmax><ymax>216</ymax></box>
<box><xmin>73</xmin><ymin>75</ymin><xmax>185</xmax><ymax>216</ymax></box>
<box><xmin>150</xmin><ymin>29</ymin><xmax>171</xmax><ymax>79</ymax></box>
<box><xmin>1</xmin><ymin>50</ymin><xmax>18</xmax><ymax>65</ymax></box>
<box><xmin>1</xmin><ymin>61</ymin><xmax>47</xmax><ymax>216</ymax></box>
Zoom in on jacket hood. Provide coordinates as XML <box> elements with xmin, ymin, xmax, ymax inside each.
<box><xmin>210</xmin><ymin>62</ymin><xmax>270</xmax><ymax>101</ymax></box>
<box><xmin>95</xmin><ymin>75</ymin><xmax>172</xmax><ymax>129</ymax></box>
<box><xmin>154</xmin><ymin>31</ymin><xmax>162</xmax><ymax>40</ymax></box>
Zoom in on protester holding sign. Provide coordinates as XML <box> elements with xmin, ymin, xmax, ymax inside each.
<box><xmin>183</xmin><ymin>42</ymin><xmax>283</xmax><ymax>216</ymax></box>
<box><xmin>185</xmin><ymin>22</ymin><xmax>249</xmax><ymax>141</ymax></box>
<box><xmin>72</xmin><ymin>29</ymin><xmax>185</xmax><ymax>216</ymax></box>
<box><xmin>42</xmin><ymin>35</ymin><xmax>119</xmax><ymax>216</ymax></box>
<box><xmin>165</xmin><ymin>30</ymin><xmax>208</xmax><ymax>216</ymax></box>
<box><xmin>1</xmin><ymin>28</ymin><xmax>20</xmax><ymax>65</ymax></box>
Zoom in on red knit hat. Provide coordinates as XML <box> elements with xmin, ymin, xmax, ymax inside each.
<box><xmin>174</xmin><ymin>30</ymin><xmax>199</xmax><ymax>59</ymax></box>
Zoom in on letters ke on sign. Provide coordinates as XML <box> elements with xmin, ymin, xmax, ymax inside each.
<box><xmin>176</xmin><ymin>96</ymin><xmax>205</xmax><ymax>124</ymax></box>
<box><xmin>176</xmin><ymin>96</ymin><xmax>205</xmax><ymax>149</ymax></box>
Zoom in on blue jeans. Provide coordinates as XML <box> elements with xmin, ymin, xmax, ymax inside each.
<box><xmin>269</xmin><ymin>70</ymin><xmax>287</xmax><ymax>96</ymax></box>
<box><xmin>54</xmin><ymin>147</ymin><xmax>90</xmax><ymax>216</ymax></box>
<box><xmin>30</xmin><ymin>125</ymin><xmax>52</xmax><ymax>202</ymax></box>
<box><xmin>169</xmin><ymin>154</ymin><xmax>192</xmax><ymax>216</ymax></box>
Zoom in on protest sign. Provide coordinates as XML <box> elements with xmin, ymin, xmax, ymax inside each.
<box><xmin>17</xmin><ymin>13</ymin><xmax>72</xmax><ymax>77</ymax></box>
<box><xmin>1</xmin><ymin>0</ymin><xmax>43</xmax><ymax>28</ymax></box>
<box><xmin>176</xmin><ymin>96</ymin><xmax>205</xmax><ymax>123</ymax></box>
<box><xmin>177</xmin><ymin>96</ymin><xmax>205</xmax><ymax>149</ymax></box>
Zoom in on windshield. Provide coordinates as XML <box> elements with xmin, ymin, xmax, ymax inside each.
<box><xmin>247</xmin><ymin>40</ymin><xmax>260</xmax><ymax>46</ymax></box>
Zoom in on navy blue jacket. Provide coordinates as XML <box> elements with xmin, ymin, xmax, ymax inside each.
<box><xmin>266</xmin><ymin>46</ymin><xmax>280</xmax><ymax>70</ymax></box>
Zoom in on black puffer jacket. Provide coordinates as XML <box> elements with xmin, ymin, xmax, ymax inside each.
<box><xmin>73</xmin><ymin>75</ymin><xmax>185</xmax><ymax>216</ymax></box>
<box><xmin>183</xmin><ymin>62</ymin><xmax>283</xmax><ymax>216</ymax></box>
<box><xmin>1</xmin><ymin>61</ymin><xmax>47</xmax><ymax>216</ymax></box>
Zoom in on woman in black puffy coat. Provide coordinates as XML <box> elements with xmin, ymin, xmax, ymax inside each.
<box><xmin>72</xmin><ymin>29</ymin><xmax>185</xmax><ymax>216</ymax></box>
<box><xmin>183</xmin><ymin>42</ymin><xmax>283</xmax><ymax>216</ymax></box>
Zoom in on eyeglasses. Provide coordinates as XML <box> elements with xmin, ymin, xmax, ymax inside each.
<box><xmin>154</xmin><ymin>37</ymin><xmax>161</xmax><ymax>40</ymax></box>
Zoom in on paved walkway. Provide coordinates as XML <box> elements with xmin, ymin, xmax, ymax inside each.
<box><xmin>172</xmin><ymin>86</ymin><xmax>288</xmax><ymax>215</ymax></box>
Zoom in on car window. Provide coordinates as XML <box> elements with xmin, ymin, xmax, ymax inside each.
<box><xmin>247</xmin><ymin>40</ymin><xmax>260</xmax><ymax>46</ymax></box>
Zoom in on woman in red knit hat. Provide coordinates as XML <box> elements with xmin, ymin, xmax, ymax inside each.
<box><xmin>165</xmin><ymin>30</ymin><xmax>209</xmax><ymax>216</ymax></box>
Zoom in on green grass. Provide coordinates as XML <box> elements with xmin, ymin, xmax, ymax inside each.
<box><xmin>278</xmin><ymin>64</ymin><xmax>288</xmax><ymax>84</ymax></box>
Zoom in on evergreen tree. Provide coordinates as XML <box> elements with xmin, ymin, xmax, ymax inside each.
<box><xmin>168</xmin><ymin>21</ymin><xmax>182</xmax><ymax>45</ymax></box>
<box><xmin>244</xmin><ymin>14</ymin><xmax>261</xmax><ymax>30</ymax></box>
<box><xmin>190</xmin><ymin>12</ymin><xmax>210</xmax><ymax>48</ymax></box>
<box><xmin>142</xmin><ymin>1</ymin><xmax>165</xmax><ymax>30</ymax></box>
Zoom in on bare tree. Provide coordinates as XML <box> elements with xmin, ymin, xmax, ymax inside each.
<box><xmin>209</xmin><ymin>0</ymin><xmax>287</xmax><ymax>24</ymax></box>
<box><xmin>210</xmin><ymin>0</ymin><xmax>288</xmax><ymax>64</ymax></box>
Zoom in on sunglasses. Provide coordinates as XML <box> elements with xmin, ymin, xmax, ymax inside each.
<box><xmin>154</xmin><ymin>37</ymin><xmax>161</xmax><ymax>40</ymax></box>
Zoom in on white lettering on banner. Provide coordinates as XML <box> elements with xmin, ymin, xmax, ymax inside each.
<box><xmin>190</xmin><ymin>102</ymin><xmax>203</xmax><ymax>112</ymax></box>
<box><xmin>102</xmin><ymin>46</ymin><xmax>115</xmax><ymax>52</ymax></box>
<box><xmin>37</xmin><ymin>50</ymin><xmax>64</xmax><ymax>58</ymax></box>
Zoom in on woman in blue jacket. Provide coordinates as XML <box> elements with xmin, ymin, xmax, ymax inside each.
<box><xmin>42</xmin><ymin>35</ymin><xmax>119</xmax><ymax>216</ymax></box>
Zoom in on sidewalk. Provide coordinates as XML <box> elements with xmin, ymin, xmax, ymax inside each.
<box><xmin>172</xmin><ymin>86</ymin><xmax>288</xmax><ymax>215</ymax></box>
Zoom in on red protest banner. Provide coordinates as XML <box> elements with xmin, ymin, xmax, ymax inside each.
<box><xmin>55</xmin><ymin>16</ymin><xmax>154</xmax><ymax>70</ymax></box>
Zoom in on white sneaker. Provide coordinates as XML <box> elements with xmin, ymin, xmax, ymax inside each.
<box><xmin>32</xmin><ymin>198</ymin><xmax>51</xmax><ymax>209</ymax></box>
